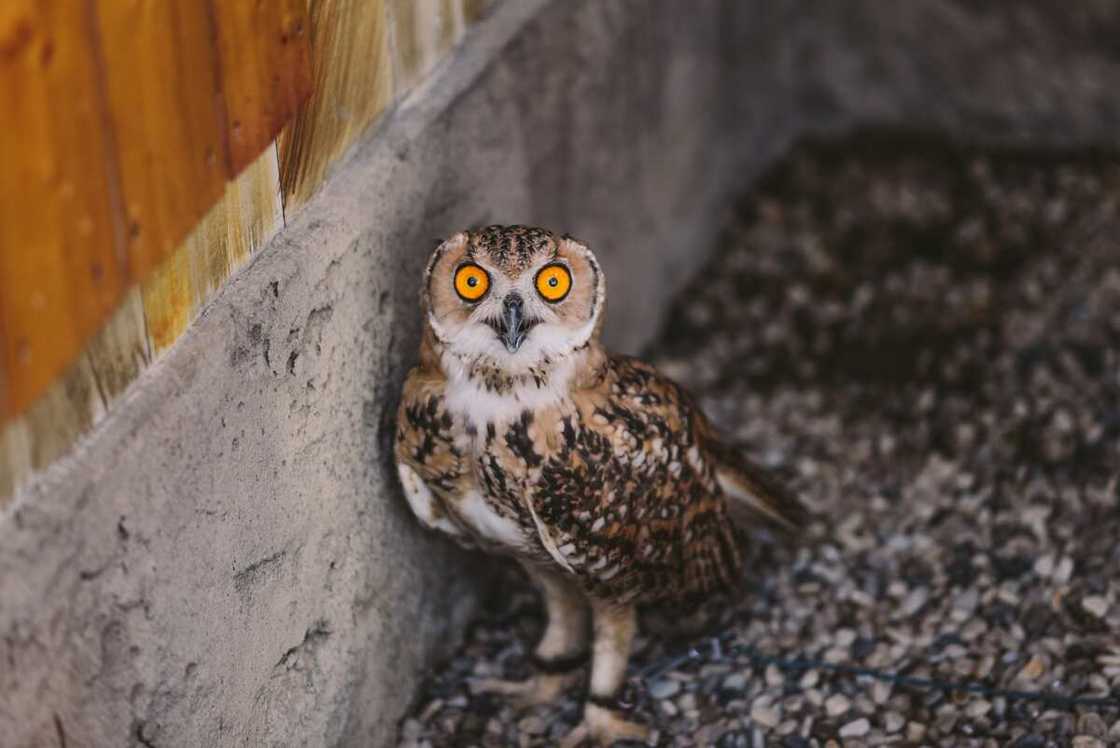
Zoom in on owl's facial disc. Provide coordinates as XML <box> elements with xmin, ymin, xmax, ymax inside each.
<box><xmin>425</xmin><ymin>227</ymin><xmax>603</xmax><ymax>373</ymax></box>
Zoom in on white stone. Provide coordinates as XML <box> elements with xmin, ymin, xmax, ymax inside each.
<box><xmin>722</xmin><ymin>673</ymin><xmax>748</xmax><ymax>691</ymax></box>
<box><xmin>825</xmin><ymin>694</ymin><xmax>850</xmax><ymax>717</ymax></box>
<box><xmin>750</xmin><ymin>703</ymin><xmax>781</xmax><ymax>728</ymax></box>
<box><xmin>1072</xmin><ymin>737</ymin><xmax>1105</xmax><ymax>748</ymax></box>
<box><xmin>1082</xmin><ymin>596</ymin><xmax>1110</xmax><ymax>618</ymax></box>
<box><xmin>839</xmin><ymin>718</ymin><xmax>870</xmax><ymax>738</ymax></box>
<box><xmin>649</xmin><ymin>679</ymin><xmax>681</xmax><ymax>699</ymax></box>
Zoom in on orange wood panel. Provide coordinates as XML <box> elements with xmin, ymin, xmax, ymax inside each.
<box><xmin>94</xmin><ymin>0</ymin><xmax>229</xmax><ymax>281</ymax></box>
<box><xmin>389</xmin><ymin>0</ymin><xmax>464</xmax><ymax>95</ymax></box>
<box><xmin>2</xmin><ymin>0</ymin><xmax>313</xmax><ymax>421</ymax></box>
<box><xmin>463</xmin><ymin>0</ymin><xmax>493</xmax><ymax>23</ymax></box>
<box><xmin>142</xmin><ymin>143</ymin><xmax>284</xmax><ymax>355</ymax></box>
<box><xmin>279</xmin><ymin>0</ymin><xmax>392</xmax><ymax>208</ymax></box>
<box><xmin>141</xmin><ymin>237</ymin><xmax>195</xmax><ymax>354</ymax></box>
<box><xmin>211</xmin><ymin>0</ymin><xmax>312</xmax><ymax>172</ymax></box>
<box><xmin>0</xmin><ymin>0</ymin><xmax>127</xmax><ymax>419</ymax></box>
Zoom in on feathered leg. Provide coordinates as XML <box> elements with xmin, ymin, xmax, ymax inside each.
<box><xmin>560</xmin><ymin>600</ymin><xmax>649</xmax><ymax>747</ymax></box>
<box><xmin>470</xmin><ymin>565</ymin><xmax>589</xmax><ymax>706</ymax></box>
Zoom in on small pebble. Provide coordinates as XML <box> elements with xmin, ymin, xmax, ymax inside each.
<box><xmin>1019</xmin><ymin>655</ymin><xmax>1045</xmax><ymax>680</ymax></box>
<box><xmin>1078</xmin><ymin>713</ymin><xmax>1107</xmax><ymax>737</ymax></box>
<box><xmin>884</xmin><ymin>712</ymin><xmax>905</xmax><ymax>733</ymax></box>
<box><xmin>1071</xmin><ymin>738</ymin><xmax>1105</xmax><ymax>748</ymax></box>
<box><xmin>649</xmin><ymin>679</ymin><xmax>681</xmax><ymax>699</ymax></box>
<box><xmin>1053</xmin><ymin>557</ymin><xmax>1074</xmax><ymax>584</ymax></box>
<box><xmin>899</xmin><ymin>587</ymin><xmax>929</xmax><ymax>617</ymax></box>
<box><xmin>517</xmin><ymin>715</ymin><xmax>545</xmax><ymax>735</ymax></box>
<box><xmin>824</xmin><ymin>694</ymin><xmax>850</xmax><ymax>717</ymax></box>
<box><xmin>1108</xmin><ymin>720</ymin><xmax>1120</xmax><ymax>741</ymax></box>
<box><xmin>400</xmin><ymin>719</ymin><xmax>422</xmax><ymax>741</ymax></box>
<box><xmin>722</xmin><ymin>673</ymin><xmax>748</xmax><ymax>691</ymax></box>
<box><xmin>750</xmin><ymin>703</ymin><xmax>781</xmax><ymax>728</ymax></box>
<box><xmin>1081</xmin><ymin>596</ymin><xmax>1110</xmax><ymax>618</ymax></box>
<box><xmin>839</xmin><ymin>718</ymin><xmax>870</xmax><ymax>738</ymax></box>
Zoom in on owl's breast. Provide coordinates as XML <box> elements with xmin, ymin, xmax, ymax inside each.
<box><xmin>456</xmin><ymin>401</ymin><xmax>594</xmax><ymax>559</ymax></box>
<box><xmin>471</xmin><ymin>404</ymin><xmax>577</xmax><ymax>501</ymax></box>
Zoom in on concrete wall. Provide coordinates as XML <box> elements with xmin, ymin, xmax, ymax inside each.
<box><xmin>2</xmin><ymin>1</ymin><xmax>1117</xmax><ymax>745</ymax></box>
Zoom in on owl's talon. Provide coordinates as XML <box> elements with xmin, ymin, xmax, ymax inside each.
<box><xmin>468</xmin><ymin>671</ymin><xmax>581</xmax><ymax>707</ymax></box>
<box><xmin>558</xmin><ymin>703</ymin><xmax>650</xmax><ymax>747</ymax></box>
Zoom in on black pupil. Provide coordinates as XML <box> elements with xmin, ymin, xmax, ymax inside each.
<box><xmin>467</xmin><ymin>276</ymin><xmax>477</xmax><ymax>287</ymax></box>
<box><xmin>548</xmin><ymin>277</ymin><xmax>558</xmax><ymax>287</ymax></box>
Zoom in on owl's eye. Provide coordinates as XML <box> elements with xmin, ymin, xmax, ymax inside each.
<box><xmin>535</xmin><ymin>264</ymin><xmax>571</xmax><ymax>303</ymax></box>
<box><xmin>453</xmin><ymin>263</ymin><xmax>490</xmax><ymax>302</ymax></box>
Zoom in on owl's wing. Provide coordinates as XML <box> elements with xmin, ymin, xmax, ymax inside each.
<box><xmin>395</xmin><ymin>367</ymin><xmax>471</xmax><ymax>543</ymax></box>
<box><xmin>693</xmin><ymin>414</ymin><xmax>809</xmax><ymax>533</ymax></box>
<box><xmin>591</xmin><ymin>353</ymin><xmax>810</xmax><ymax>535</ymax></box>
<box><xmin>537</xmin><ymin>355</ymin><xmax>743</xmax><ymax>604</ymax></box>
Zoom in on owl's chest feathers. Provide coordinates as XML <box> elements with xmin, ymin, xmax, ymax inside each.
<box><xmin>442</xmin><ymin>353</ymin><xmax>577</xmax><ymax>431</ymax></box>
<box><xmin>427</xmin><ymin>357</ymin><xmax>579</xmax><ymax>555</ymax></box>
<box><xmin>446</xmin><ymin>361</ymin><xmax>576</xmax><ymax>490</ymax></box>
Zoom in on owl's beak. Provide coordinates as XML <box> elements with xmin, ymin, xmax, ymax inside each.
<box><xmin>499</xmin><ymin>293</ymin><xmax>529</xmax><ymax>353</ymax></box>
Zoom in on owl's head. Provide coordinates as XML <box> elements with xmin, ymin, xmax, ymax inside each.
<box><xmin>422</xmin><ymin>225</ymin><xmax>605</xmax><ymax>374</ymax></box>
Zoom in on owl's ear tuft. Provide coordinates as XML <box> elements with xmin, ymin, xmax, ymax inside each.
<box><xmin>558</xmin><ymin>234</ymin><xmax>587</xmax><ymax>251</ymax></box>
<box><xmin>425</xmin><ymin>232</ymin><xmax>468</xmax><ymax>276</ymax></box>
<box><xmin>559</xmin><ymin>234</ymin><xmax>603</xmax><ymax>295</ymax></box>
<box><xmin>423</xmin><ymin>232</ymin><xmax>470</xmax><ymax>311</ymax></box>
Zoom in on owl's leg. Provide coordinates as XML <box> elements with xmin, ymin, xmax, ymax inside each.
<box><xmin>559</xmin><ymin>600</ymin><xmax>650</xmax><ymax>747</ymax></box>
<box><xmin>470</xmin><ymin>566</ymin><xmax>589</xmax><ymax>706</ymax></box>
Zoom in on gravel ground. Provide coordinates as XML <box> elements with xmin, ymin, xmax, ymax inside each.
<box><xmin>401</xmin><ymin>132</ymin><xmax>1120</xmax><ymax>747</ymax></box>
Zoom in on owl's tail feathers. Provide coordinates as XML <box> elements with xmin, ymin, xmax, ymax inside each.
<box><xmin>704</xmin><ymin>438</ymin><xmax>808</xmax><ymax>534</ymax></box>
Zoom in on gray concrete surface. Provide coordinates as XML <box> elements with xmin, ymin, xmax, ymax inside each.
<box><xmin>1</xmin><ymin>1</ymin><xmax>1117</xmax><ymax>746</ymax></box>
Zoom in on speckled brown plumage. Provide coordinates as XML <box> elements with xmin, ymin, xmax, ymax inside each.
<box><xmin>399</xmin><ymin>351</ymin><xmax>746</xmax><ymax>603</ymax></box>
<box><xmin>395</xmin><ymin>225</ymin><xmax>804</xmax><ymax>745</ymax></box>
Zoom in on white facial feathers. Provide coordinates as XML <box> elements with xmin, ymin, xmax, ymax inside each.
<box><xmin>425</xmin><ymin>234</ymin><xmax>605</xmax><ymax>377</ymax></box>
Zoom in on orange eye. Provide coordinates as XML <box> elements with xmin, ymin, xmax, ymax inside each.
<box><xmin>453</xmin><ymin>264</ymin><xmax>490</xmax><ymax>301</ymax></box>
<box><xmin>535</xmin><ymin>264</ymin><xmax>571</xmax><ymax>302</ymax></box>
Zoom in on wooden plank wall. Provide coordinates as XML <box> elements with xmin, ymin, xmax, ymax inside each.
<box><xmin>1</xmin><ymin>0</ymin><xmax>311</xmax><ymax>419</ymax></box>
<box><xmin>1</xmin><ymin>0</ymin><xmax>497</xmax><ymax>504</ymax></box>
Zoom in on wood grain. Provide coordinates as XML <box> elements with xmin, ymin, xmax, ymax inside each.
<box><xmin>390</xmin><ymin>0</ymin><xmax>464</xmax><ymax>92</ymax></box>
<box><xmin>143</xmin><ymin>144</ymin><xmax>284</xmax><ymax>354</ymax></box>
<box><xmin>0</xmin><ymin>0</ymin><xmax>127</xmax><ymax>419</ymax></box>
<box><xmin>462</xmin><ymin>0</ymin><xmax>494</xmax><ymax>23</ymax></box>
<box><xmin>85</xmin><ymin>288</ymin><xmax>151</xmax><ymax>405</ymax></box>
<box><xmin>1</xmin><ymin>1</ymin><xmax>307</xmax><ymax>420</ymax></box>
<box><xmin>2</xmin><ymin>0</ymin><xmax>480</xmax><ymax>501</ymax></box>
<box><xmin>0</xmin><ymin>344</ymin><xmax>103</xmax><ymax>507</ymax></box>
<box><xmin>0</xmin><ymin>416</ymin><xmax>31</xmax><ymax>508</ymax></box>
<box><xmin>210</xmin><ymin>0</ymin><xmax>312</xmax><ymax>172</ymax></box>
<box><xmin>94</xmin><ymin>0</ymin><xmax>229</xmax><ymax>280</ymax></box>
<box><xmin>279</xmin><ymin>0</ymin><xmax>393</xmax><ymax>209</ymax></box>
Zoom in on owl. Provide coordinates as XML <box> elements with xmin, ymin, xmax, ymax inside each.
<box><xmin>396</xmin><ymin>225</ymin><xmax>805</xmax><ymax>746</ymax></box>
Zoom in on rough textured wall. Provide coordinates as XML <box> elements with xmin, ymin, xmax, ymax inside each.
<box><xmin>1</xmin><ymin>1</ymin><xmax>1117</xmax><ymax>746</ymax></box>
